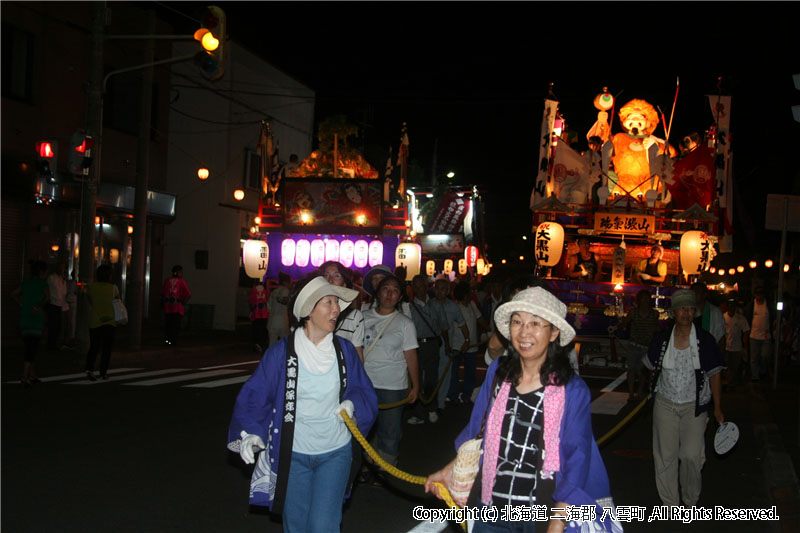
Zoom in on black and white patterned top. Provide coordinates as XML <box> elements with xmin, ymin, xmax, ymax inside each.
<box><xmin>491</xmin><ymin>386</ymin><xmax>545</xmax><ymax>507</ymax></box>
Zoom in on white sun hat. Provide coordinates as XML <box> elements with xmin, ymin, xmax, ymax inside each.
<box><xmin>493</xmin><ymin>286</ymin><xmax>576</xmax><ymax>346</ymax></box>
<box><xmin>293</xmin><ymin>276</ymin><xmax>358</xmax><ymax>320</ymax></box>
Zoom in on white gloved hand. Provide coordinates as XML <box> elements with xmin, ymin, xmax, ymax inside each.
<box><xmin>335</xmin><ymin>400</ymin><xmax>354</xmax><ymax>422</ymax></box>
<box><xmin>239</xmin><ymin>430</ymin><xmax>265</xmax><ymax>465</ymax></box>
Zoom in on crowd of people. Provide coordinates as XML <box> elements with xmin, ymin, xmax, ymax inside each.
<box><xmin>226</xmin><ymin>262</ymin><xmax>799</xmax><ymax>532</ymax></box>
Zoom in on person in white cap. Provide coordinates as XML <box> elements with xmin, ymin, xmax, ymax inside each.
<box><xmin>642</xmin><ymin>288</ymin><xmax>725</xmax><ymax>508</ymax></box>
<box><xmin>227</xmin><ymin>275</ymin><xmax>377</xmax><ymax>532</ymax></box>
<box><xmin>425</xmin><ymin>287</ymin><xmax>622</xmax><ymax>533</ymax></box>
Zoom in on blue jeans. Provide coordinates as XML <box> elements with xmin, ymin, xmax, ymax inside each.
<box><xmin>373</xmin><ymin>388</ymin><xmax>407</xmax><ymax>465</ymax></box>
<box><xmin>283</xmin><ymin>442</ymin><xmax>352</xmax><ymax>533</ymax></box>
<box><xmin>448</xmin><ymin>351</ymin><xmax>477</xmax><ymax>399</ymax></box>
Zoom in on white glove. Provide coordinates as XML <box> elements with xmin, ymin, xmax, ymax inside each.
<box><xmin>335</xmin><ymin>400</ymin><xmax>354</xmax><ymax>422</ymax></box>
<box><xmin>239</xmin><ymin>430</ymin><xmax>265</xmax><ymax>465</ymax></box>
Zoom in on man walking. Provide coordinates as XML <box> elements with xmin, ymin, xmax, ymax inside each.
<box><xmin>406</xmin><ymin>275</ymin><xmax>443</xmax><ymax>424</ymax></box>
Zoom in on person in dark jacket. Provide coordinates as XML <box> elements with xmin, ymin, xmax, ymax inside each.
<box><xmin>642</xmin><ymin>289</ymin><xmax>725</xmax><ymax>507</ymax></box>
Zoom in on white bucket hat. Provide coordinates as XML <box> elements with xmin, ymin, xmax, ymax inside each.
<box><xmin>493</xmin><ymin>287</ymin><xmax>576</xmax><ymax>346</ymax></box>
<box><xmin>293</xmin><ymin>276</ymin><xmax>358</xmax><ymax>320</ymax></box>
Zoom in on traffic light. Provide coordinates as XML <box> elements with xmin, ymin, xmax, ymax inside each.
<box><xmin>36</xmin><ymin>140</ymin><xmax>58</xmax><ymax>183</ymax></box>
<box><xmin>68</xmin><ymin>130</ymin><xmax>94</xmax><ymax>176</ymax></box>
<box><xmin>193</xmin><ymin>6</ymin><xmax>226</xmax><ymax>80</ymax></box>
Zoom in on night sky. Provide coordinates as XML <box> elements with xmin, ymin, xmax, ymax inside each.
<box><xmin>158</xmin><ymin>2</ymin><xmax>800</xmax><ymax>266</ymax></box>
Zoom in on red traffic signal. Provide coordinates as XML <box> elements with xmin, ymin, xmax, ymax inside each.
<box><xmin>36</xmin><ymin>140</ymin><xmax>58</xmax><ymax>183</ymax></box>
<box><xmin>37</xmin><ymin>142</ymin><xmax>55</xmax><ymax>158</ymax></box>
<box><xmin>68</xmin><ymin>131</ymin><xmax>94</xmax><ymax>176</ymax></box>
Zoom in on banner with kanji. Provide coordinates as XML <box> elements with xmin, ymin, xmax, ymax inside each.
<box><xmin>530</xmin><ymin>98</ymin><xmax>559</xmax><ymax>208</ymax></box>
<box><xmin>427</xmin><ymin>192</ymin><xmax>470</xmax><ymax>234</ymax></box>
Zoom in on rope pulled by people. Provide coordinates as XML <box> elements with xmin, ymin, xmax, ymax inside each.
<box><xmin>340</xmin><ymin>411</ymin><xmax>467</xmax><ymax>530</ymax></box>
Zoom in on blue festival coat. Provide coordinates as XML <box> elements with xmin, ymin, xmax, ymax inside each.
<box><xmin>227</xmin><ymin>334</ymin><xmax>378</xmax><ymax>509</ymax></box>
<box><xmin>456</xmin><ymin>357</ymin><xmax>615</xmax><ymax>521</ymax></box>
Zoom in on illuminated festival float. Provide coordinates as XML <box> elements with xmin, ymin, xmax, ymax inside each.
<box><xmin>529</xmin><ymin>83</ymin><xmax>733</xmax><ymax>361</ymax></box>
<box><xmin>242</xmin><ymin>122</ymin><xmax>488</xmax><ymax>289</ymax></box>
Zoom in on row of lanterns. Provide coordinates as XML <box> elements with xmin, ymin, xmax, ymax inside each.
<box><xmin>533</xmin><ymin>222</ymin><xmax>723</xmax><ymax>277</ymax></box>
<box><xmin>243</xmin><ymin>239</ymin><xmax>489</xmax><ymax>280</ymax></box>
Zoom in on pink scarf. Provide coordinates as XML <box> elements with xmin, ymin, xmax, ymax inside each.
<box><xmin>481</xmin><ymin>378</ymin><xmax>566</xmax><ymax>504</ymax></box>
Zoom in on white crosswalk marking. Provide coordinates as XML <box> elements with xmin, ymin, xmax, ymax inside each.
<box><xmin>127</xmin><ymin>369</ymin><xmax>244</xmax><ymax>386</ymax></box>
<box><xmin>199</xmin><ymin>360</ymin><xmax>259</xmax><ymax>371</ymax></box>
<box><xmin>67</xmin><ymin>368</ymin><xmax>187</xmax><ymax>384</ymax></box>
<box><xmin>5</xmin><ymin>369</ymin><xmax>143</xmax><ymax>384</ymax></box>
<box><xmin>591</xmin><ymin>372</ymin><xmax>628</xmax><ymax>415</ymax></box>
<box><xmin>184</xmin><ymin>375</ymin><xmax>251</xmax><ymax>388</ymax></box>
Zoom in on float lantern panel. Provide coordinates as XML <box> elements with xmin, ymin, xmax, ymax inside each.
<box><xmin>534</xmin><ymin>222</ymin><xmax>564</xmax><ymax>267</ymax></box>
<box><xmin>426</xmin><ymin>260</ymin><xmax>436</xmax><ymax>277</ymax></box>
<box><xmin>243</xmin><ymin>239</ymin><xmax>269</xmax><ymax>279</ymax></box>
<box><xmin>395</xmin><ymin>243</ymin><xmax>422</xmax><ymax>280</ymax></box>
<box><xmin>339</xmin><ymin>240</ymin><xmax>355</xmax><ymax>268</ymax></box>
<box><xmin>368</xmin><ymin>240</ymin><xmax>384</xmax><ymax>268</ymax></box>
<box><xmin>458</xmin><ymin>258</ymin><xmax>467</xmax><ymax>275</ymax></box>
<box><xmin>476</xmin><ymin>258</ymin><xmax>485</xmax><ymax>273</ymax></box>
<box><xmin>464</xmin><ymin>245</ymin><xmax>479</xmax><ymax>267</ymax></box>
<box><xmin>325</xmin><ymin>239</ymin><xmax>340</xmax><ymax>263</ymax></box>
<box><xmin>281</xmin><ymin>239</ymin><xmax>296</xmax><ymax>267</ymax></box>
<box><xmin>310</xmin><ymin>239</ymin><xmax>325</xmax><ymax>267</ymax></box>
<box><xmin>444</xmin><ymin>258</ymin><xmax>453</xmax><ymax>275</ymax></box>
<box><xmin>611</xmin><ymin>245</ymin><xmax>626</xmax><ymax>285</ymax></box>
<box><xmin>353</xmin><ymin>239</ymin><xmax>369</xmax><ymax>269</ymax></box>
<box><xmin>295</xmin><ymin>239</ymin><xmax>311</xmax><ymax>268</ymax></box>
<box><xmin>680</xmin><ymin>230</ymin><xmax>711</xmax><ymax>275</ymax></box>
<box><xmin>482</xmin><ymin>263</ymin><xmax>490</xmax><ymax>276</ymax></box>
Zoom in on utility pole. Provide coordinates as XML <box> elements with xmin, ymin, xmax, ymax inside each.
<box><xmin>78</xmin><ymin>1</ymin><xmax>106</xmax><ymax>283</ymax></box>
<box><xmin>128</xmin><ymin>9</ymin><xmax>156</xmax><ymax>348</ymax></box>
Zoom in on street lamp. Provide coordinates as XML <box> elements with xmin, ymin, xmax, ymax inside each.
<box><xmin>197</xmin><ymin>167</ymin><xmax>209</xmax><ymax>180</ymax></box>
<box><xmin>233</xmin><ymin>189</ymin><xmax>245</xmax><ymax>201</ymax></box>
<box><xmin>446</xmin><ymin>171</ymin><xmax>455</xmax><ymax>179</ymax></box>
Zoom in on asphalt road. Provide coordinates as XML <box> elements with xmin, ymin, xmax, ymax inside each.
<box><xmin>2</xmin><ymin>334</ymin><xmax>796</xmax><ymax>532</ymax></box>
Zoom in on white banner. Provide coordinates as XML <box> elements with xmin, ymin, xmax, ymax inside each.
<box><xmin>530</xmin><ymin>98</ymin><xmax>559</xmax><ymax>209</ymax></box>
<box><xmin>708</xmin><ymin>95</ymin><xmax>733</xmax><ymax>252</ymax></box>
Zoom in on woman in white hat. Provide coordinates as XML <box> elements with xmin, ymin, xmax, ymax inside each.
<box><xmin>227</xmin><ymin>276</ymin><xmax>378</xmax><ymax>532</ymax></box>
<box><xmin>425</xmin><ymin>286</ymin><xmax>621</xmax><ymax>533</ymax></box>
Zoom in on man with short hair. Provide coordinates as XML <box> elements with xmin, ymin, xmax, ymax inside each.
<box><xmin>723</xmin><ymin>298</ymin><xmax>749</xmax><ymax>388</ymax></box>
<box><xmin>406</xmin><ymin>275</ymin><xmax>442</xmax><ymax>424</ymax></box>
<box><xmin>429</xmin><ymin>278</ymin><xmax>469</xmax><ymax>415</ymax></box>
<box><xmin>745</xmin><ymin>287</ymin><xmax>773</xmax><ymax>381</ymax></box>
<box><xmin>633</xmin><ymin>245</ymin><xmax>668</xmax><ymax>285</ymax></box>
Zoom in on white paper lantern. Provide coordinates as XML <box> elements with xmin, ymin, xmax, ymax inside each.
<box><xmin>476</xmin><ymin>258</ymin><xmax>485</xmax><ymax>273</ymax></box>
<box><xmin>426</xmin><ymin>260</ymin><xmax>436</xmax><ymax>277</ymax></box>
<box><xmin>243</xmin><ymin>239</ymin><xmax>269</xmax><ymax>279</ymax></box>
<box><xmin>680</xmin><ymin>230</ymin><xmax>712</xmax><ymax>275</ymax></box>
<box><xmin>534</xmin><ymin>222</ymin><xmax>565</xmax><ymax>267</ymax></box>
<box><xmin>310</xmin><ymin>239</ymin><xmax>325</xmax><ymax>268</ymax></box>
<box><xmin>325</xmin><ymin>239</ymin><xmax>340</xmax><ymax>263</ymax></box>
<box><xmin>395</xmin><ymin>243</ymin><xmax>422</xmax><ymax>280</ymax></box>
<box><xmin>295</xmin><ymin>239</ymin><xmax>311</xmax><ymax>268</ymax></box>
<box><xmin>281</xmin><ymin>239</ymin><xmax>296</xmax><ymax>267</ymax></box>
<box><xmin>458</xmin><ymin>258</ymin><xmax>467</xmax><ymax>275</ymax></box>
<box><xmin>339</xmin><ymin>240</ymin><xmax>355</xmax><ymax>268</ymax></box>
<box><xmin>368</xmin><ymin>240</ymin><xmax>384</xmax><ymax>268</ymax></box>
<box><xmin>443</xmin><ymin>258</ymin><xmax>453</xmax><ymax>275</ymax></box>
<box><xmin>353</xmin><ymin>239</ymin><xmax>369</xmax><ymax>269</ymax></box>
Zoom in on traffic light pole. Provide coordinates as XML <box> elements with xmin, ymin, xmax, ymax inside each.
<box><xmin>127</xmin><ymin>9</ymin><xmax>156</xmax><ymax>348</ymax></box>
<box><xmin>78</xmin><ymin>1</ymin><xmax>106</xmax><ymax>284</ymax></box>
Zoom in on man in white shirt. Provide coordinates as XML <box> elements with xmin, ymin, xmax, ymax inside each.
<box><xmin>406</xmin><ymin>275</ymin><xmax>443</xmax><ymax>424</ymax></box>
<box><xmin>745</xmin><ymin>287</ymin><xmax>772</xmax><ymax>381</ymax></box>
<box><xmin>429</xmin><ymin>279</ymin><xmax>469</xmax><ymax>413</ymax></box>
<box><xmin>723</xmin><ymin>299</ymin><xmax>749</xmax><ymax>388</ymax></box>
